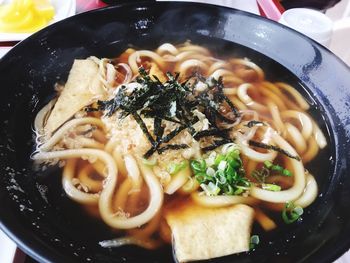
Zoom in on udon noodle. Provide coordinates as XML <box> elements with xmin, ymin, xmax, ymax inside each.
<box><xmin>32</xmin><ymin>42</ymin><xmax>327</xmax><ymax>261</ymax></box>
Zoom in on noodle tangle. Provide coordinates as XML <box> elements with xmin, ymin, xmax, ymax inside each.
<box><xmin>32</xmin><ymin>42</ymin><xmax>328</xmax><ymax>250</ymax></box>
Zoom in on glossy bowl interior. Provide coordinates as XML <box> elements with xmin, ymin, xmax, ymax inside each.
<box><xmin>0</xmin><ymin>2</ymin><xmax>350</xmax><ymax>263</ymax></box>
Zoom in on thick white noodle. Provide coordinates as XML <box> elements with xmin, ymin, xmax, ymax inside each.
<box><xmin>294</xmin><ymin>174</ymin><xmax>318</xmax><ymax>208</ymax></box>
<box><xmin>164</xmin><ymin>166</ymin><xmax>191</xmax><ymax>195</ymax></box>
<box><xmin>124</xmin><ymin>154</ymin><xmax>142</xmax><ymax>189</ymax></box>
<box><xmin>250</xmin><ymin>133</ymin><xmax>306</xmax><ymax>203</ymax></box>
<box><xmin>62</xmin><ymin>159</ymin><xmax>99</xmax><ymax>204</ymax></box>
<box><xmin>156</xmin><ymin>43</ymin><xmax>178</xmax><ymax>56</ymax></box>
<box><xmin>75</xmin><ymin>137</ymin><xmax>105</xmax><ymax>149</ymax></box>
<box><xmin>237</xmin><ymin>133</ymin><xmax>278</xmax><ymax>162</ymax></box>
<box><xmin>281</xmin><ymin>110</ymin><xmax>313</xmax><ymax>140</ymax></box>
<box><xmin>99</xmin><ymin>161</ymin><xmax>163</xmax><ymax>229</ymax></box>
<box><xmin>312</xmin><ymin>120</ymin><xmax>327</xmax><ymax>149</ymax></box>
<box><xmin>117</xmin><ymin>63</ymin><xmax>133</xmax><ymax>84</ymax></box>
<box><xmin>285</xmin><ymin>123</ymin><xmax>307</xmax><ymax>154</ymax></box>
<box><xmin>237</xmin><ymin>83</ymin><xmax>268</xmax><ymax>111</ymax></box>
<box><xmin>275</xmin><ymin>82</ymin><xmax>310</xmax><ymax>110</ymax></box>
<box><xmin>210</xmin><ymin>69</ymin><xmax>243</xmax><ymax>84</ymax></box>
<box><xmin>179</xmin><ymin>59</ymin><xmax>208</xmax><ymax>74</ymax></box>
<box><xmin>128</xmin><ymin>50</ymin><xmax>165</xmax><ymax>74</ymax></box>
<box><xmin>32</xmin><ymin>149</ymin><xmax>114</xmax><ymax>203</ymax></box>
<box><xmin>38</xmin><ymin>117</ymin><xmax>105</xmax><ymax>151</ymax></box>
<box><xmin>208</xmin><ymin>61</ymin><xmax>229</xmax><ymax>74</ymax></box>
<box><xmin>230</xmin><ymin>58</ymin><xmax>265</xmax><ymax>81</ymax></box>
<box><xmin>34</xmin><ymin>99</ymin><xmax>57</xmax><ymax>134</ymax></box>
<box><xmin>177</xmin><ymin>45</ymin><xmax>210</xmax><ymax>54</ymax></box>
<box><xmin>267</xmin><ymin>101</ymin><xmax>286</xmax><ymax>136</ymax></box>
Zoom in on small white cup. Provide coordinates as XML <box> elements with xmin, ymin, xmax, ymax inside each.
<box><xmin>279</xmin><ymin>8</ymin><xmax>333</xmax><ymax>47</ymax></box>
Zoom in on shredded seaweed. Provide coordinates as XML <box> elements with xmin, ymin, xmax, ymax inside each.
<box><xmin>245</xmin><ymin>120</ymin><xmax>266</xmax><ymax>128</ymax></box>
<box><xmin>248</xmin><ymin>140</ymin><xmax>301</xmax><ymax>161</ymax></box>
<box><xmin>193</xmin><ymin>128</ymin><xmax>231</xmax><ymax>140</ymax></box>
<box><xmin>88</xmin><ymin>67</ymin><xmax>241</xmax><ymax>158</ymax></box>
<box><xmin>158</xmin><ymin>144</ymin><xmax>189</xmax><ymax>154</ymax></box>
<box><xmin>201</xmin><ymin>138</ymin><xmax>234</xmax><ymax>153</ymax></box>
<box><xmin>132</xmin><ymin>112</ymin><xmax>155</xmax><ymax>146</ymax></box>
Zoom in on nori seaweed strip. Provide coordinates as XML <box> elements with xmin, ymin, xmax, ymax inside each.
<box><xmin>90</xmin><ymin>68</ymin><xmax>243</xmax><ymax>158</ymax></box>
<box><xmin>194</xmin><ymin>128</ymin><xmax>231</xmax><ymax>140</ymax></box>
<box><xmin>158</xmin><ymin>144</ymin><xmax>189</xmax><ymax>154</ymax></box>
<box><xmin>212</xmin><ymin>108</ymin><xmax>235</xmax><ymax>123</ymax></box>
<box><xmin>161</xmin><ymin>125</ymin><xmax>187</xmax><ymax>143</ymax></box>
<box><xmin>201</xmin><ymin>138</ymin><xmax>233</xmax><ymax>152</ymax></box>
<box><xmin>153</xmin><ymin>117</ymin><xmax>164</xmax><ymax>141</ymax></box>
<box><xmin>248</xmin><ymin>140</ymin><xmax>301</xmax><ymax>161</ymax></box>
<box><xmin>216</xmin><ymin>76</ymin><xmax>224</xmax><ymax>92</ymax></box>
<box><xmin>245</xmin><ymin>120</ymin><xmax>266</xmax><ymax>128</ymax></box>
<box><xmin>204</xmin><ymin>107</ymin><xmax>218</xmax><ymax>129</ymax></box>
<box><xmin>143</xmin><ymin>147</ymin><xmax>157</xmax><ymax>159</ymax></box>
<box><xmin>143</xmin><ymin>124</ymin><xmax>187</xmax><ymax>158</ymax></box>
<box><xmin>132</xmin><ymin>112</ymin><xmax>155</xmax><ymax>145</ymax></box>
<box><xmin>141</xmin><ymin>110</ymin><xmax>182</xmax><ymax>124</ymax></box>
<box><xmin>185</xmin><ymin>116</ymin><xmax>200</xmax><ymax>136</ymax></box>
<box><xmin>222</xmin><ymin>95</ymin><xmax>241</xmax><ymax>118</ymax></box>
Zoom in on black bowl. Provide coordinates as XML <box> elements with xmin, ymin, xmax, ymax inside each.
<box><xmin>0</xmin><ymin>2</ymin><xmax>350</xmax><ymax>263</ymax></box>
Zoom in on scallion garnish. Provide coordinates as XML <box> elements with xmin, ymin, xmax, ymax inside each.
<box><xmin>167</xmin><ymin>160</ymin><xmax>188</xmax><ymax>175</ymax></box>
<box><xmin>282</xmin><ymin>201</ymin><xmax>303</xmax><ymax>224</ymax></box>
<box><xmin>142</xmin><ymin>158</ymin><xmax>157</xmax><ymax>167</ymax></box>
<box><xmin>250</xmin><ymin>235</ymin><xmax>260</xmax><ymax>250</ymax></box>
<box><xmin>190</xmin><ymin>145</ymin><xmax>250</xmax><ymax>196</ymax></box>
<box><xmin>262</xmin><ymin>183</ymin><xmax>281</xmax><ymax>192</ymax></box>
<box><xmin>252</xmin><ymin>161</ymin><xmax>293</xmax><ymax>184</ymax></box>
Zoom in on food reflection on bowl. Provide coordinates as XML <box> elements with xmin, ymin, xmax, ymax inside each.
<box><xmin>31</xmin><ymin>42</ymin><xmax>330</xmax><ymax>262</ymax></box>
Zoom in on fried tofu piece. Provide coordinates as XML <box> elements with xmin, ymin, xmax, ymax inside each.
<box><xmin>45</xmin><ymin>59</ymin><xmax>106</xmax><ymax>135</ymax></box>
<box><xmin>165</xmin><ymin>203</ymin><xmax>254</xmax><ymax>262</ymax></box>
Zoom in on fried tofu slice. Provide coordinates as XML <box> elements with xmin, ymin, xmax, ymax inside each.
<box><xmin>165</xmin><ymin>202</ymin><xmax>254</xmax><ymax>262</ymax></box>
<box><xmin>44</xmin><ymin>59</ymin><xmax>106</xmax><ymax>135</ymax></box>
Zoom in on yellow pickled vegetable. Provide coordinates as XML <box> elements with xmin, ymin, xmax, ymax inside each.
<box><xmin>0</xmin><ymin>0</ymin><xmax>55</xmax><ymax>33</ymax></box>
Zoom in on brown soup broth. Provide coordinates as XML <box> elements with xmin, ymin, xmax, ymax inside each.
<box><xmin>30</xmin><ymin>37</ymin><xmax>334</xmax><ymax>262</ymax></box>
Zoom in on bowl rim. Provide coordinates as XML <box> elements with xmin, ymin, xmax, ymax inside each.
<box><xmin>0</xmin><ymin>1</ymin><xmax>350</xmax><ymax>263</ymax></box>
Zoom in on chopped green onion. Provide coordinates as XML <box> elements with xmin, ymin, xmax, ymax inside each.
<box><xmin>282</xmin><ymin>201</ymin><xmax>304</xmax><ymax>224</ymax></box>
<box><xmin>227</xmin><ymin>158</ymin><xmax>240</xmax><ymax>169</ymax></box>
<box><xmin>263</xmin><ymin>160</ymin><xmax>273</xmax><ymax>169</ymax></box>
<box><xmin>218</xmin><ymin>160</ymin><xmax>227</xmax><ymax>171</ymax></box>
<box><xmin>282</xmin><ymin>169</ymin><xmax>292</xmax><ymax>177</ymax></box>
<box><xmin>167</xmin><ymin>161</ymin><xmax>187</xmax><ymax>175</ymax></box>
<box><xmin>216</xmin><ymin>172</ymin><xmax>227</xmax><ymax>185</ymax></box>
<box><xmin>191</xmin><ymin>148</ymin><xmax>250</xmax><ymax>197</ymax></box>
<box><xmin>200</xmin><ymin>182</ymin><xmax>220</xmax><ymax>196</ymax></box>
<box><xmin>214</xmin><ymin>154</ymin><xmax>225</xmax><ymax>166</ymax></box>
<box><xmin>221</xmin><ymin>143</ymin><xmax>240</xmax><ymax>154</ymax></box>
<box><xmin>262</xmin><ymin>183</ymin><xmax>281</xmax><ymax>192</ymax></box>
<box><xmin>226</xmin><ymin>149</ymin><xmax>240</xmax><ymax>160</ymax></box>
<box><xmin>234</xmin><ymin>187</ymin><xmax>244</xmax><ymax>195</ymax></box>
<box><xmin>253</xmin><ymin>161</ymin><xmax>293</xmax><ymax>183</ymax></box>
<box><xmin>205</xmin><ymin>151</ymin><xmax>217</xmax><ymax>167</ymax></box>
<box><xmin>271</xmin><ymin>164</ymin><xmax>283</xmax><ymax>172</ymax></box>
<box><xmin>293</xmin><ymin>206</ymin><xmax>304</xmax><ymax>216</ymax></box>
<box><xmin>142</xmin><ymin>158</ymin><xmax>157</xmax><ymax>167</ymax></box>
<box><xmin>195</xmin><ymin>173</ymin><xmax>207</xmax><ymax>183</ymax></box>
<box><xmin>190</xmin><ymin>160</ymin><xmax>206</xmax><ymax>173</ymax></box>
<box><xmin>206</xmin><ymin>167</ymin><xmax>215</xmax><ymax>177</ymax></box>
<box><xmin>250</xmin><ymin>235</ymin><xmax>260</xmax><ymax>250</ymax></box>
<box><xmin>225</xmin><ymin>184</ymin><xmax>234</xmax><ymax>195</ymax></box>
